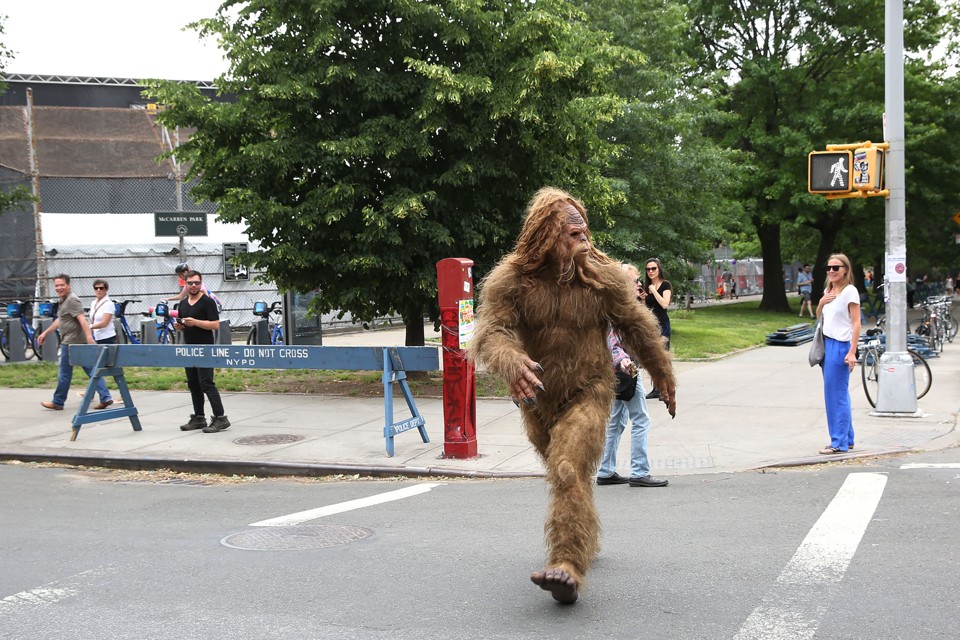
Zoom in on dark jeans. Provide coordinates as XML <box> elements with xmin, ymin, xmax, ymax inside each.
<box><xmin>184</xmin><ymin>367</ymin><xmax>224</xmax><ymax>417</ymax></box>
<box><xmin>96</xmin><ymin>336</ymin><xmax>118</xmax><ymax>345</ymax></box>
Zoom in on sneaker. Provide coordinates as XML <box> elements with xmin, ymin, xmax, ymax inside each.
<box><xmin>203</xmin><ymin>415</ymin><xmax>231</xmax><ymax>433</ymax></box>
<box><xmin>180</xmin><ymin>414</ymin><xmax>206</xmax><ymax>431</ymax></box>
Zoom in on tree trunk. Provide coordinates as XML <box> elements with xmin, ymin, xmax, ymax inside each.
<box><xmin>756</xmin><ymin>219</ymin><xmax>791</xmax><ymax>312</ymax></box>
<box><xmin>810</xmin><ymin>210</ymin><xmax>845</xmax><ymax>307</ymax></box>
<box><xmin>402</xmin><ymin>304</ymin><xmax>426</xmax><ymax>347</ymax></box>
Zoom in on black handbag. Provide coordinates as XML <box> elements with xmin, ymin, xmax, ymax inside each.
<box><xmin>615</xmin><ymin>370</ymin><xmax>638</xmax><ymax>401</ymax></box>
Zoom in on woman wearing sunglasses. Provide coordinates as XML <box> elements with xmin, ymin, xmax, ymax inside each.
<box><xmin>816</xmin><ymin>253</ymin><xmax>861</xmax><ymax>455</ymax></box>
<box><xmin>639</xmin><ymin>258</ymin><xmax>672</xmax><ymax>400</ymax></box>
<box><xmin>88</xmin><ymin>279</ymin><xmax>117</xmax><ymax>345</ymax></box>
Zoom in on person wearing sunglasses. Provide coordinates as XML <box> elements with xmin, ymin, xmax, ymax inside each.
<box><xmin>38</xmin><ymin>274</ymin><xmax>113</xmax><ymax>411</ymax></box>
<box><xmin>88</xmin><ymin>279</ymin><xmax>117</xmax><ymax>345</ymax></box>
<box><xmin>175</xmin><ymin>270</ymin><xmax>230</xmax><ymax>434</ymax></box>
<box><xmin>638</xmin><ymin>258</ymin><xmax>672</xmax><ymax>400</ymax></box>
<box><xmin>815</xmin><ymin>253</ymin><xmax>860</xmax><ymax>455</ymax></box>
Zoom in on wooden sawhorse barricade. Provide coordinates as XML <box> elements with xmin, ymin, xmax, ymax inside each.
<box><xmin>69</xmin><ymin>344</ymin><xmax>440</xmax><ymax>456</ymax></box>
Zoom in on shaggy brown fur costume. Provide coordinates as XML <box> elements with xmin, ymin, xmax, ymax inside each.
<box><xmin>471</xmin><ymin>187</ymin><xmax>676</xmax><ymax>604</ymax></box>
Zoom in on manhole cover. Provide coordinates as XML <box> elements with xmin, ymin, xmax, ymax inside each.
<box><xmin>233</xmin><ymin>434</ymin><xmax>305</xmax><ymax>446</ymax></box>
<box><xmin>221</xmin><ymin>525</ymin><xmax>373</xmax><ymax>550</ymax></box>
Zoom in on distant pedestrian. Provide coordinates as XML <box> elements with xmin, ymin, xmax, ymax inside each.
<box><xmin>816</xmin><ymin>254</ymin><xmax>860</xmax><ymax>455</ymax></box>
<box><xmin>797</xmin><ymin>264</ymin><xmax>814</xmax><ymax>318</ymax></box>
<box><xmin>37</xmin><ymin>274</ymin><xmax>114</xmax><ymax>411</ymax></box>
<box><xmin>88</xmin><ymin>279</ymin><xmax>117</xmax><ymax>344</ymax></box>
<box><xmin>639</xmin><ymin>258</ymin><xmax>672</xmax><ymax>400</ymax></box>
<box><xmin>175</xmin><ymin>271</ymin><xmax>230</xmax><ymax>433</ymax></box>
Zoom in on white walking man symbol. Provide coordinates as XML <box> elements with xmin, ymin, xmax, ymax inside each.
<box><xmin>829</xmin><ymin>157</ymin><xmax>848</xmax><ymax>187</ymax></box>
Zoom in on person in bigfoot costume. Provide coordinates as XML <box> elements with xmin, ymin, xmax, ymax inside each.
<box><xmin>471</xmin><ymin>187</ymin><xmax>676</xmax><ymax>604</ymax></box>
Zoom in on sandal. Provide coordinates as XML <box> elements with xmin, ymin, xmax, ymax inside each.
<box><xmin>819</xmin><ymin>447</ymin><xmax>842</xmax><ymax>455</ymax></box>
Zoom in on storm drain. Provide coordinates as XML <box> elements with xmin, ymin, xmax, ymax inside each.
<box><xmin>221</xmin><ymin>525</ymin><xmax>373</xmax><ymax>551</ymax></box>
<box><xmin>233</xmin><ymin>434</ymin><xmax>305</xmax><ymax>446</ymax></box>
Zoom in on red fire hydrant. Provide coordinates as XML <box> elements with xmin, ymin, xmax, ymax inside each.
<box><xmin>436</xmin><ymin>258</ymin><xmax>478</xmax><ymax>459</ymax></box>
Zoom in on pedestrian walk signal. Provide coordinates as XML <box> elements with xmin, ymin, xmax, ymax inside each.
<box><xmin>853</xmin><ymin>147</ymin><xmax>884</xmax><ymax>191</ymax></box>
<box><xmin>808</xmin><ymin>151</ymin><xmax>853</xmax><ymax>194</ymax></box>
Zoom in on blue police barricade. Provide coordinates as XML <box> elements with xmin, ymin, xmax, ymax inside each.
<box><xmin>69</xmin><ymin>344</ymin><xmax>440</xmax><ymax>456</ymax></box>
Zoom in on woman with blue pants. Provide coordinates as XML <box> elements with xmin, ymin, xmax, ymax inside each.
<box><xmin>816</xmin><ymin>253</ymin><xmax>861</xmax><ymax>454</ymax></box>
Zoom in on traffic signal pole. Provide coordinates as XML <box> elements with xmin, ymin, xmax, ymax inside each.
<box><xmin>875</xmin><ymin>0</ymin><xmax>918</xmax><ymax>414</ymax></box>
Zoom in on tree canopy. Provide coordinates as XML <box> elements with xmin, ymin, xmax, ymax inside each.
<box><xmin>147</xmin><ymin>0</ymin><xmax>640</xmax><ymax>344</ymax></box>
<box><xmin>687</xmin><ymin>0</ymin><xmax>958</xmax><ymax>309</ymax></box>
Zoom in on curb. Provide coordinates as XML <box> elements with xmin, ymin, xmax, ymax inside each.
<box><xmin>758</xmin><ymin>446</ymin><xmax>913</xmax><ymax>469</ymax></box>
<box><xmin>0</xmin><ymin>451</ymin><xmax>546</xmax><ymax>480</ymax></box>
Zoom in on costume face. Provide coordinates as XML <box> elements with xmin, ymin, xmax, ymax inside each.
<box><xmin>563</xmin><ymin>204</ymin><xmax>589</xmax><ymax>257</ymax></box>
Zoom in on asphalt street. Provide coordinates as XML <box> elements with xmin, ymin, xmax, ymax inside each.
<box><xmin>2</xmin><ymin>444</ymin><xmax>959</xmax><ymax>640</ymax></box>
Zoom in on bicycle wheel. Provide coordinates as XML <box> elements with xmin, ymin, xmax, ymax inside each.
<box><xmin>0</xmin><ymin>325</ymin><xmax>9</xmax><ymax>359</ymax></box>
<box><xmin>246</xmin><ymin>327</ymin><xmax>256</xmax><ymax>345</ymax></box>
<box><xmin>946</xmin><ymin>313</ymin><xmax>960</xmax><ymax>342</ymax></box>
<box><xmin>909</xmin><ymin>349</ymin><xmax>932</xmax><ymax>400</ymax></box>
<box><xmin>28</xmin><ymin>330</ymin><xmax>42</xmax><ymax>361</ymax></box>
<box><xmin>861</xmin><ymin>347</ymin><xmax>880</xmax><ymax>408</ymax></box>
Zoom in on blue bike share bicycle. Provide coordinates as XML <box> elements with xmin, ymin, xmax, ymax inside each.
<box><xmin>247</xmin><ymin>301</ymin><xmax>284</xmax><ymax>345</ymax></box>
<box><xmin>1</xmin><ymin>300</ymin><xmax>53</xmax><ymax>360</ymax></box>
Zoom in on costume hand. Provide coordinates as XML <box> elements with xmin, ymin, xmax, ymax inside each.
<box><xmin>510</xmin><ymin>357</ymin><xmax>544</xmax><ymax>406</ymax></box>
<box><xmin>654</xmin><ymin>379</ymin><xmax>677</xmax><ymax>418</ymax></box>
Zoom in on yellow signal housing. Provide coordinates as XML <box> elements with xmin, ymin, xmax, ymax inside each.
<box><xmin>852</xmin><ymin>146</ymin><xmax>884</xmax><ymax>191</ymax></box>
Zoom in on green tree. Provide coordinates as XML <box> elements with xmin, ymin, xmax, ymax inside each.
<box><xmin>581</xmin><ymin>0</ymin><xmax>743</xmax><ymax>290</ymax></box>
<box><xmin>0</xmin><ymin>16</ymin><xmax>34</xmax><ymax>216</ymax></box>
<box><xmin>147</xmin><ymin>0</ymin><xmax>637</xmax><ymax>345</ymax></box>
<box><xmin>687</xmin><ymin>0</ymin><xmax>950</xmax><ymax>311</ymax></box>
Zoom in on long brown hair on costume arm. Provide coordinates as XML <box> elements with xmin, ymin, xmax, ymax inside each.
<box><xmin>605</xmin><ymin>264</ymin><xmax>676</xmax><ymax>401</ymax></box>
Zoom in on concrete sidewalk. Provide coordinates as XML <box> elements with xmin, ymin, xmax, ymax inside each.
<box><xmin>2</xmin><ymin>322</ymin><xmax>958</xmax><ymax>478</ymax></box>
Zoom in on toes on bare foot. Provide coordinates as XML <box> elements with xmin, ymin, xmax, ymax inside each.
<box><xmin>530</xmin><ymin>568</ymin><xmax>579</xmax><ymax>604</ymax></box>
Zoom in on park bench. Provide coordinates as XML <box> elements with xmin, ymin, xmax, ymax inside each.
<box><xmin>68</xmin><ymin>343</ymin><xmax>440</xmax><ymax>456</ymax></box>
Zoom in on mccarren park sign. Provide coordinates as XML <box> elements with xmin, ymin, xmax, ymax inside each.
<box><xmin>154</xmin><ymin>211</ymin><xmax>208</xmax><ymax>237</ymax></box>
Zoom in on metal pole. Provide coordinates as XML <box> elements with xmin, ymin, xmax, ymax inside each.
<box><xmin>874</xmin><ymin>0</ymin><xmax>918</xmax><ymax>414</ymax></box>
<box><xmin>25</xmin><ymin>88</ymin><xmax>48</xmax><ymax>298</ymax></box>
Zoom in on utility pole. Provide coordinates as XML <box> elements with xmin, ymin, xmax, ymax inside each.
<box><xmin>874</xmin><ymin>0</ymin><xmax>918</xmax><ymax>414</ymax></box>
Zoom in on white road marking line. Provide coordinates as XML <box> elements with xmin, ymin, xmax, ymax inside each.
<box><xmin>0</xmin><ymin>566</ymin><xmax>114</xmax><ymax>619</ymax></box>
<box><xmin>734</xmin><ymin>472</ymin><xmax>887</xmax><ymax>640</ymax></box>
<box><xmin>900</xmin><ymin>463</ymin><xmax>960</xmax><ymax>469</ymax></box>
<box><xmin>250</xmin><ymin>482</ymin><xmax>443</xmax><ymax>527</ymax></box>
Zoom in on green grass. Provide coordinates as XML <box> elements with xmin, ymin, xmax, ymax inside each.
<box><xmin>0</xmin><ymin>299</ymin><xmax>809</xmax><ymax>394</ymax></box>
<box><xmin>670</xmin><ymin>300</ymin><xmax>812</xmax><ymax>359</ymax></box>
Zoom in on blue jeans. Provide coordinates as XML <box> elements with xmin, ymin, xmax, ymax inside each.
<box><xmin>822</xmin><ymin>337</ymin><xmax>854</xmax><ymax>451</ymax></box>
<box><xmin>598</xmin><ymin>377</ymin><xmax>651</xmax><ymax>479</ymax></box>
<box><xmin>52</xmin><ymin>345</ymin><xmax>112</xmax><ymax>406</ymax></box>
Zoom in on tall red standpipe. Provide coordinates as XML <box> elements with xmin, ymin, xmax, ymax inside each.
<box><xmin>436</xmin><ymin>258</ymin><xmax>478</xmax><ymax>459</ymax></box>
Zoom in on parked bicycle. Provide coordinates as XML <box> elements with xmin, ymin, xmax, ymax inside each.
<box><xmin>858</xmin><ymin>325</ymin><xmax>932</xmax><ymax>408</ymax></box>
<box><xmin>910</xmin><ymin>295</ymin><xmax>956</xmax><ymax>352</ymax></box>
<box><xmin>151</xmin><ymin>301</ymin><xmax>179</xmax><ymax>345</ymax></box>
<box><xmin>247</xmin><ymin>301</ymin><xmax>284</xmax><ymax>345</ymax></box>
<box><xmin>114</xmin><ymin>299</ymin><xmax>144</xmax><ymax>344</ymax></box>
<box><xmin>1</xmin><ymin>300</ymin><xmax>51</xmax><ymax>361</ymax></box>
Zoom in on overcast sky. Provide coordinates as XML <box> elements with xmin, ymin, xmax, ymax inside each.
<box><xmin>2</xmin><ymin>0</ymin><xmax>229</xmax><ymax>81</ymax></box>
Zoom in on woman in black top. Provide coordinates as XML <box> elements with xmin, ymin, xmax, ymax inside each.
<box><xmin>639</xmin><ymin>258</ymin><xmax>672</xmax><ymax>399</ymax></box>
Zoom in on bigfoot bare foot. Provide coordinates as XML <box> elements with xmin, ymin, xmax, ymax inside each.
<box><xmin>530</xmin><ymin>568</ymin><xmax>579</xmax><ymax>604</ymax></box>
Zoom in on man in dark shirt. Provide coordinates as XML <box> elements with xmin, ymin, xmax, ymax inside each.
<box><xmin>175</xmin><ymin>270</ymin><xmax>230</xmax><ymax>433</ymax></box>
